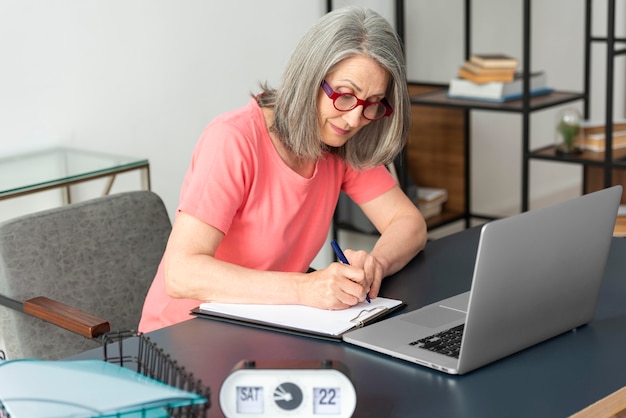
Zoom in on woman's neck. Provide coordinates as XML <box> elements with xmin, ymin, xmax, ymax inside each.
<box><xmin>262</xmin><ymin>107</ymin><xmax>315</xmax><ymax>179</ymax></box>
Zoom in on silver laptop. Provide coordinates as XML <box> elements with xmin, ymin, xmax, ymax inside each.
<box><xmin>343</xmin><ymin>186</ymin><xmax>622</xmax><ymax>375</ymax></box>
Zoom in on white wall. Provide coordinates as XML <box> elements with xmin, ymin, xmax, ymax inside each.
<box><xmin>1</xmin><ymin>1</ymin><xmax>624</xmax><ymax>261</ymax></box>
<box><xmin>0</xmin><ymin>0</ymin><xmax>324</xmax><ymax>221</ymax></box>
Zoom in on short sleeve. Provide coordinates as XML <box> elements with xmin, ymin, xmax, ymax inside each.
<box><xmin>341</xmin><ymin>164</ymin><xmax>397</xmax><ymax>204</ymax></box>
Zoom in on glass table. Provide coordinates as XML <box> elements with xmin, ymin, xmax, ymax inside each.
<box><xmin>0</xmin><ymin>147</ymin><xmax>150</xmax><ymax>204</ymax></box>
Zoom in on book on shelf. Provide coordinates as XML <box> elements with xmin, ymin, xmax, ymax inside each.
<box><xmin>416</xmin><ymin>187</ymin><xmax>448</xmax><ymax>220</ymax></box>
<box><xmin>581</xmin><ymin>132</ymin><xmax>626</xmax><ymax>152</ymax></box>
<box><xmin>613</xmin><ymin>214</ymin><xmax>626</xmax><ymax>237</ymax></box>
<box><xmin>458</xmin><ymin>66</ymin><xmax>515</xmax><ymax>83</ymax></box>
<box><xmin>448</xmin><ymin>71</ymin><xmax>552</xmax><ymax>102</ymax></box>
<box><xmin>462</xmin><ymin>60</ymin><xmax>517</xmax><ymax>76</ymax></box>
<box><xmin>581</xmin><ymin>120</ymin><xmax>626</xmax><ymax>151</ymax></box>
<box><xmin>613</xmin><ymin>206</ymin><xmax>626</xmax><ymax>237</ymax></box>
<box><xmin>469</xmin><ymin>53</ymin><xmax>519</xmax><ymax>69</ymax></box>
<box><xmin>582</xmin><ymin>120</ymin><xmax>626</xmax><ymax>135</ymax></box>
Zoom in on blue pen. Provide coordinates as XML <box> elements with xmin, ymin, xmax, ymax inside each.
<box><xmin>331</xmin><ymin>239</ymin><xmax>371</xmax><ymax>303</ymax></box>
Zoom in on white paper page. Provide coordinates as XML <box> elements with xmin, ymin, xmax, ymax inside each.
<box><xmin>198</xmin><ymin>297</ymin><xmax>402</xmax><ymax>336</ymax></box>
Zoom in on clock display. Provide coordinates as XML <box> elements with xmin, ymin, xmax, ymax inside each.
<box><xmin>220</xmin><ymin>360</ymin><xmax>356</xmax><ymax>417</ymax></box>
<box><xmin>273</xmin><ymin>382</ymin><xmax>303</xmax><ymax>411</ymax></box>
<box><xmin>313</xmin><ymin>387</ymin><xmax>341</xmax><ymax>415</ymax></box>
<box><xmin>236</xmin><ymin>386</ymin><xmax>264</xmax><ymax>414</ymax></box>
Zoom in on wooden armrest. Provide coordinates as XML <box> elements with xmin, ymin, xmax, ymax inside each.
<box><xmin>571</xmin><ymin>386</ymin><xmax>626</xmax><ymax>417</ymax></box>
<box><xmin>23</xmin><ymin>296</ymin><xmax>111</xmax><ymax>339</ymax></box>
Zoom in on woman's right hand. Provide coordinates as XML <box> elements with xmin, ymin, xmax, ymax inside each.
<box><xmin>300</xmin><ymin>263</ymin><xmax>370</xmax><ymax>310</ymax></box>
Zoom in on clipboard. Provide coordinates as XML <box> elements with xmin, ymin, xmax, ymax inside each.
<box><xmin>191</xmin><ymin>297</ymin><xmax>405</xmax><ymax>341</ymax></box>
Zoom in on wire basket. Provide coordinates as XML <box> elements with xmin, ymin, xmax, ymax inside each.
<box><xmin>0</xmin><ymin>332</ymin><xmax>210</xmax><ymax>418</ymax></box>
<box><xmin>0</xmin><ymin>350</ymin><xmax>6</xmax><ymax>418</ymax></box>
<box><xmin>100</xmin><ymin>330</ymin><xmax>211</xmax><ymax>417</ymax></box>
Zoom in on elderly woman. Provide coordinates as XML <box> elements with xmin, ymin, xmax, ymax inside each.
<box><xmin>139</xmin><ymin>6</ymin><xmax>427</xmax><ymax>333</ymax></box>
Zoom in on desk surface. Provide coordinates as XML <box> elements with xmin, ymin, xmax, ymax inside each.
<box><xmin>74</xmin><ymin>227</ymin><xmax>626</xmax><ymax>417</ymax></box>
<box><xmin>0</xmin><ymin>147</ymin><xmax>149</xmax><ymax>199</ymax></box>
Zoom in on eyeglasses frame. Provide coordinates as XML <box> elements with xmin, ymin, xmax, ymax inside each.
<box><xmin>320</xmin><ymin>80</ymin><xmax>393</xmax><ymax>121</ymax></box>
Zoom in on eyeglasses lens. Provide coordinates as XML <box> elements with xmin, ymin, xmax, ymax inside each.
<box><xmin>334</xmin><ymin>94</ymin><xmax>386</xmax><ymax>120</ymax></box>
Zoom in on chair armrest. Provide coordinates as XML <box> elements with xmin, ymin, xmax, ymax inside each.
<box><xmin>23</xmin><ymin>296</ymin><xmax>111</xmax><ymax>339</ymax></box>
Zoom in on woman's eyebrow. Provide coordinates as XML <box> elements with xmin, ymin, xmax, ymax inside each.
<box><xmin>338</xmin><ymin>79</ymin><xmax>386</xmax><ymax>98</ymax></box>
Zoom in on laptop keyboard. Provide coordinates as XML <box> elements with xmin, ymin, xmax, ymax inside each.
<box><xmin>409</xmin><ymin>324</ymin><xmax>465</xmax><ymax>359</ymax></box>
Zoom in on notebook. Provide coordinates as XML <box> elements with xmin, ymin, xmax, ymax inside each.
<box><xmin>192</xmin><ymin>296</ymin><xmax>404</xmax><ymax>341</ymax></box>
<box><xmin>343</xmin><ymin>186</ymin><xmax>622</xmax><ymax>375</ymax></box>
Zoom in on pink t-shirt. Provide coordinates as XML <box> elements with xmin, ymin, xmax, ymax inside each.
<box><xmin>138</xmin><ymin>98</ymin><xmax>396</xmax><ymax>332</ymax></box>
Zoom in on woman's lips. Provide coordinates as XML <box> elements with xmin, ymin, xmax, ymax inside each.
<box><xmin>330</xmin><ymin>123</ymin><xmax>350</xmax><ymax>136</ymax></box>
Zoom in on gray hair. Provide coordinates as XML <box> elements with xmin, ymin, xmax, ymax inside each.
<box><xmin>256</xmin><ymin>6</ymin><xmax>409</xmax><ymax>169</ymax></box>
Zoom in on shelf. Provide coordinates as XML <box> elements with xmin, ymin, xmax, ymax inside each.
<box><xmin>333</xmin><ymin>0</ymin><xmax>623</xmax><ymax>239</ymax></box>
<box><xmin>425</xmin><ymin>210</ymin><xmax>466</xmax><ymax>230</ymax></box>
<box><xmin>530</xmin><ymin>145</ymin><xmax>626</xmax><ymax>168</ymax></box>
<box><xmin>411</xmin><ymin>89</ymin><xmax>586</xmax><ymax>113</ymax></box>
<box><xmin>406</xmin><ymin>84</ymin><xmax>468</xmax><ymax>231</ymax></box>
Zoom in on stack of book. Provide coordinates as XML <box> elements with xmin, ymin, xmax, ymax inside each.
<box><xmin>614</xmin><ymin>205</ymin><xmax>626</xmax><ymax>237</ymax></box>
<box><xmin>448</xmin><ymin>53</ymin><xmax>553</xmax><ymax>102</ymax></box>
<box><xmin>457</xmin><ymin>54</ymin><xmax>518</xmax><ymax>83</ymax></box>
<box><xmin>416</xmin><ymin>187</ymin><xmax>448</xmax><ymax>220</ymax></box>
<box><xmin>581</xmin><ymin>120</ymin><xmax>626</xmax><ymax>152</ymax></box>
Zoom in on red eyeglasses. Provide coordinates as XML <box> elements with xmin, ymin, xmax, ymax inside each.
<box><xmin>321</xmin><ymin>80</ymin><xmax>393</xmax><ymax>121</ymax></box>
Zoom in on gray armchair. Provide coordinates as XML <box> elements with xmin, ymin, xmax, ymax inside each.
<box><xmin>0</xmin><ymin>191</ymin><xmax>171</xmax><ymax>360</ymax></box>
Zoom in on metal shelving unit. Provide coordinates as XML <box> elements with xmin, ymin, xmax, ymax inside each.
<box><xmin>411</xmin><ymin>0</ymin><xmax>624</xmax><ymax>227</ymax></box>
<box><xmin>330</xmin><ymin>0</ymin><xmax>623</xmax><ymax>238</ymax></box>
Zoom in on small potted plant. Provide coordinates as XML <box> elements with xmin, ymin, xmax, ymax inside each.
<box><xmin>555</xmin><ymin>108</ymin><xmax>582</xmax><ymax>155</ymax></box>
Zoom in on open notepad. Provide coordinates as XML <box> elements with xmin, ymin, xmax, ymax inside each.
<box><xmin>192</xmin><ymin>297</ymin><xmax>404</xmax><ymax>341</ymax></box>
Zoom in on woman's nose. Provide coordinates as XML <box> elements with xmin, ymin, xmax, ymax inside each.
<box><xmin>342</xmin><ymin>106</ymin><xmax>365</xmax><ymax>128</ymax></box>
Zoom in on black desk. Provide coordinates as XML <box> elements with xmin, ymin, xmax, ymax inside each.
<box><xmin>74</xmin><ymin>227</ymin><xmax>626</xmax><ymax>417</ymax></box>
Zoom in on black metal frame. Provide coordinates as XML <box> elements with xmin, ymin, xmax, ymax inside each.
<box><xmin>411</xmin><ymin>0</ymin><xmax>623</xmax><ymax>228</ymax></box>
<box><xmin>329</xmin><ymin>0</ymin><xmax>623</xmax><ymax>236</ymax></box>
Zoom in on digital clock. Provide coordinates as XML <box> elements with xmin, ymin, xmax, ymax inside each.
<box><xmin>219</xmin><ymin>359</ymin><xmax>356</xmax><ymax>418</ymax></box>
